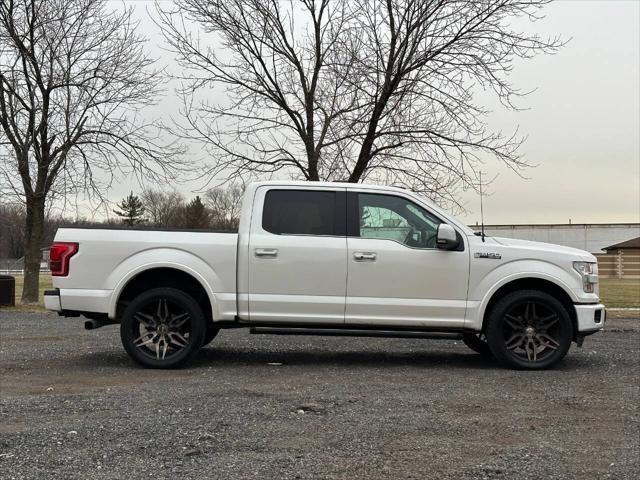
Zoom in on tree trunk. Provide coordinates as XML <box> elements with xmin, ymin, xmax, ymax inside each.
<box><xmin>21</xmin><ymin>195</ymin><xmax>46</xmax><ymax>304</ymax></box>
<box><xmin>306</xmin><ymin>141</ymin><xmax>320</xmax><ymax>181</ymax></box>
<box><xmin>349</xmin><ymin>100</ymin><xmax>388</xmax><ymax>183</ymax></box>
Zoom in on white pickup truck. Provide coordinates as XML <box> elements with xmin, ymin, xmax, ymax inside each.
<box><xmin>44</xmin><ymin>181</ymin><xmax>605</xmax><ymax>369</ymax></box>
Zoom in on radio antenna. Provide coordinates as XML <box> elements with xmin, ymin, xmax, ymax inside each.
<box><xmin>479</xmin><ymin>171</ymin><xmax>486</xmax><ymax>243</ymax></box>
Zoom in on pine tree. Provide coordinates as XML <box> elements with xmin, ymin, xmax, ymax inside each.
<box><xmin>113</xmin><ymin>192</ymin><xmax>146</xmax><ymax>226</ymax></box>
<box><xmin>184</xmin><ymin>196</ymin><xmax>210</xmax><ymax>229</ymax></box>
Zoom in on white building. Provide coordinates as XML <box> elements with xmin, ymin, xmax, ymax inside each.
<box><xmin>475</xmin><ymin>223</ymin><xmax>640</xmax><ymax>254</ymax></box>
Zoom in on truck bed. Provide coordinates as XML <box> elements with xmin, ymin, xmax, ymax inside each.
<box><xmin>52</xmin><ymin>227</ymin><xmax>238</xmax><ymax>316</ymax></box>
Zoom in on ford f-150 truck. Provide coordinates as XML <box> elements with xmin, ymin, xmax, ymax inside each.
<box><xmin>44</xmin><ymin>181</ymin><xmax>606</xmax><ymax>369</ymax></box>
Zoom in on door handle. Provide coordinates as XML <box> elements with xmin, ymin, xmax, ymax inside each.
<box><xmin>255</xmin><ymin>248</ymin><xmax>279</xmax><ymax>258</ymax></box>
<box><xmin>354</xmin><ymin>252</ymin><xmax>376</xmax><ymax>261</ymax></box>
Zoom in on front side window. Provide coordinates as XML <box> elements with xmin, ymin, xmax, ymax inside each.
<box><xmin>357</xmin><ymin>193</ymin><xmax>442</xmax><ymax>248</ymax></box>
<box><xmin>262</xmin><ymin>190</ymin><xmax>337</xmax><ymax>236</ymax></box>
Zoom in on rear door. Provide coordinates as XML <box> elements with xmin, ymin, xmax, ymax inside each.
<box><xmin>345</xmin><ymin>191</ymin><xmax>469</xmax><ymax>327</ymax></box>
<box><xmin>247</xmin><ymin>186</ymin><xmax>347</xmax><ymax>323</ymax></box>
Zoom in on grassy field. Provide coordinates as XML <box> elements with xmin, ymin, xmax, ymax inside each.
<box><xmin>2</xmin><ymin>274</ymin><xmax>639</xmax><ymax>311</ymax></box>
<box><xmin>5</xmin><ymin>274</ymin><xmax>52</xmax><ymax>312</ymax></box>
<box><xmin>599</xmin><ymin>278</ymin><xmax>640</xmax><ymax>309</ymax></box>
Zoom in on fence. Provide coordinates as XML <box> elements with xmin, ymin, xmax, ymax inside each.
<box><xmin>0</xmin><ymin>256</ymin><xmax>51</xmax><ymax>275</ymax></box>
<box><xmin>596</xmin><ymin>249</ymin><xmax>640</xmax><ymax>279</ymax></box>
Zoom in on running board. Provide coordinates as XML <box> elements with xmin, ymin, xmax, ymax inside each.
<box><xmin>249</xmin><ymin>327</ymin><xmax>463</xmax><ymax>340</ymax></box>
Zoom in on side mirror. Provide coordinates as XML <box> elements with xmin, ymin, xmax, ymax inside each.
<box><xmin>436</xmin><ymin>224</ymin><xmax>459</xmax><ymax>250</ymax></box>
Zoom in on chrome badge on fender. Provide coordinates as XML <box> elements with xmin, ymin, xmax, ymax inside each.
<box><xmin>474</xmin><ymin>252</ymin><xmax>502</xmax><ymax>259</ymax></box>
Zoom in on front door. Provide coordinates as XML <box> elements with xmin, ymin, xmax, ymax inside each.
<box><xmin>248</xmin><ymin>186</ymin><xmax>347</xmax><ymax>323</ymax></box>
<box><xmin>345</xmin><ymin>191</ymin><xmax>469</xmax><ymax>327</ymax></box>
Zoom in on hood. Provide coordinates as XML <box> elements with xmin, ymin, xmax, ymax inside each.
<box><xmin>490</xmin><ymin>236</ymin><xmax>596</xmax><ymax>261</ymax></box>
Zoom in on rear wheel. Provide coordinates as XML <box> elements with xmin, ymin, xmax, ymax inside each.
<box><xmin>486</xmin><ymin>290</ymin><xmax>573</xmax><ymax>370</ymax></box>
<box><xmin>462</xmin><ymin>333</ymin><xmax>493</xmax><ymax>357</ymax></box>
<box><xmin>120</xmin><ymin>287</ymin><xmax>206</xmax><ymax>368</ymax></box>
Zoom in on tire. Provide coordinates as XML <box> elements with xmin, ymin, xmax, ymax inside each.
<box><xmin>486</xmin><ymin>289</ymin><xmax>573</xmax><ymax>370</ymax></box>
<box><xmin>462</xmin><ymin>333</ymin><xmax>493</xmax><ymax>357</ymax></box>
<box><xmin>203</xmin><ymin>325</ymin><xmax>220</xmax><ymax>346</ymax></box>
<box><xmin>120</xmin><ymin>287</ymin><xmax>206</xmax><ymax>368</ymax></box>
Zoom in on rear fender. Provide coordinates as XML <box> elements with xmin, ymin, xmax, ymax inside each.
<box><xmin>107</xmin><ymin>248</ymin><xmax>222</xmax><ymax>319</ymax></box>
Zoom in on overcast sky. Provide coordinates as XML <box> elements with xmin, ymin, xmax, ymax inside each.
<box><xmin>101</xmin><ymin>0</ymin><xmax>639</xmax><ymax>225</ymax></box>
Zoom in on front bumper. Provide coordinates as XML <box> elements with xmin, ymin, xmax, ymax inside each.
<box><xmin>574</xmin><ymin>303</ymin><xmax>606</xmax><ymax>332</ymax></box>
<box><xmin>44</xmin><ymin>289</ymin><xmax>61</xmax><ymax>311</ymax></box>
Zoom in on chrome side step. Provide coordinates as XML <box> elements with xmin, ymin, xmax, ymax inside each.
<box><xmin>249</xmin><ymin>327</ymin><xmax>463</xmax><ymax>340</ymax></box>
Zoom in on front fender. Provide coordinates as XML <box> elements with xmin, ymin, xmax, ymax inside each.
<box><xmin>107</xmin><ymin>248</ymin><xmax>223</xmax><ymax>320</ymax></box>
<box><xmin>466</xmin><ymin>259</ymin><xmax>580</xmax><ymax>331</ymax></box>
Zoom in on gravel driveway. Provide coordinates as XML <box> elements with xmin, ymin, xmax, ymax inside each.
<box><xmin>1</xmin><ymin>311</ymin><xmax>638</xmax><ymax>479</ymax></box>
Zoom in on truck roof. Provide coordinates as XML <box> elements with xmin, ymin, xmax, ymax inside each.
<box><xmin>248</xmin><ymin>180</ymin><xmax>412</xmax><ymax>194</ymax></box>
<box><xmin>247</xmin><ymin>180</ymin><xmax>475</xmax><ymax>236</ymax></box>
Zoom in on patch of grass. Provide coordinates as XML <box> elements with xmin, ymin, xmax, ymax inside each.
<box><xmin>1</xmin><ymin>274</ymin><xmax>51</xmax><ymax>312</ymax></box>
<box><xmin>599</xmin><ymin>278</ymin><xmax>640</xmax><ymax>309</ymax></box>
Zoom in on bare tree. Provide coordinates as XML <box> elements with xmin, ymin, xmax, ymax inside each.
<box><xmin>157</xmin><ymin>0</ymin><xmax>356</xmax><ymax>182</ymax></box>
<box><xmin>141</xmin><ymin>188</ymin><xmax>185</xmax><ymax>228</ymax></box>
<box><xmin>159</xmin><ymin>0</ymin><xmax>562</xmax><ymax>208</ymax></box>
<box><xmin>331</xmin><ymin>0</ymin><xmax>563</xmax><ymax>206</ymax></box>
<box><xmin>0</xmin><ymin>0</ymin><xmax>182</xmax><ymax>303</ymax></box>
<box><xmin>204</xmin><ymin>183</ymin><xmax>244</xmax><ymax>230</ymax></box>
<box><xmin>0</xmin><ymin>202</ymin><xmax>25</xmax><ymax>258</ymax></box>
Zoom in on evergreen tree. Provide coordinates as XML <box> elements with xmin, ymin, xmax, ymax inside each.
<box><xmin>184</xmin><ymin>196</ymin><xmax>210</xmax><ymax>229</ymax></box>
<box><xmin>113</xmin><ymin>192</ymin><xmax>146</xmax><ymax>226</ymax></box>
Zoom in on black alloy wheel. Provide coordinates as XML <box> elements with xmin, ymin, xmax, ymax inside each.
<box><xmin>486</xmin><ymin>290</ymin><xmax>572</xmax><ymax>369</ymax></box>
<box><xmin>120</xmin><ymin>287</ymin><xmax>206</xmax><ymax>368</ymax></box>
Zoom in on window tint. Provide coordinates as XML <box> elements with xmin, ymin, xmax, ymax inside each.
<box><xmin>358</xmin><ymin>193</ymin><xmax>442</xmax><ymax>248</ymax></box>
<box><xmin>263</xmin><ymin>190</ymin><xmax>337</xmax><ymax>236</ymax></box>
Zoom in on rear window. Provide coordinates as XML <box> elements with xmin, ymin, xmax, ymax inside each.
<box><xmin>262</xmin><ymin>190</ymin><xmax>336</xmax><ymax>236</ymax></box>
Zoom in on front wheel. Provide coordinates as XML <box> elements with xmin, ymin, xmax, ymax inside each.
<box><xmin>486</xmin><ymin>290</ymin><xmax>573</xmax><ymax>370</ymax></box>
<box><xmin>120</xmin><ymin>287</ymin><xmax>206</xmax><ymax>368</ymax></box>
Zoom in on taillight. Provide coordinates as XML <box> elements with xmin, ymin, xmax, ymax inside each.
<box><xmin>49</xmin><ymin>242</ymin><xmax>78</xmax><ymax>276</ymax></box>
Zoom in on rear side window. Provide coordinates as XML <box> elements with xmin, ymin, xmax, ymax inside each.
<box><xmin>262</xmin><ymin>190</ymin><xmax>337</xmax><ymax>236</ymax></box>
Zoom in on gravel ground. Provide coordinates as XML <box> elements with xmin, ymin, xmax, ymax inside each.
<box><xmin>0</xmin><ymin>311</ymin><xmax>638</xmax><ymax>480</ymax></box>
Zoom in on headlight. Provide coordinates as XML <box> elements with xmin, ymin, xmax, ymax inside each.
<box><xmin>573</xmin><ymin>261</ymin><xmax>599</xmax><ymax>293</ymax></box>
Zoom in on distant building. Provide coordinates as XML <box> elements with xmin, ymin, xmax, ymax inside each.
<box><xmin>597</xmin><ymin>236</ymin><xmax>640</xmax><ymax>279</ymax></box>
<box><xmin>477</xmin><ymin>223</ymin><xmax>640</xmax><ymax>254</ymax></box>
<box><xmin>602</xmin><ymin>237</ymin><xmax>640</xmax><ymax>252</ymax></box>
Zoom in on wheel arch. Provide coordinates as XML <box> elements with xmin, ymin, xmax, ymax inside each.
<box><xmin>479</xmin><ymin>277</ymin><xmax>578</xmax><ymax>337</ymax></box>
<box><xmin>110</xmin><ymin>265</ymin><xmax>216</xmax><ymax>322</ymax></box>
